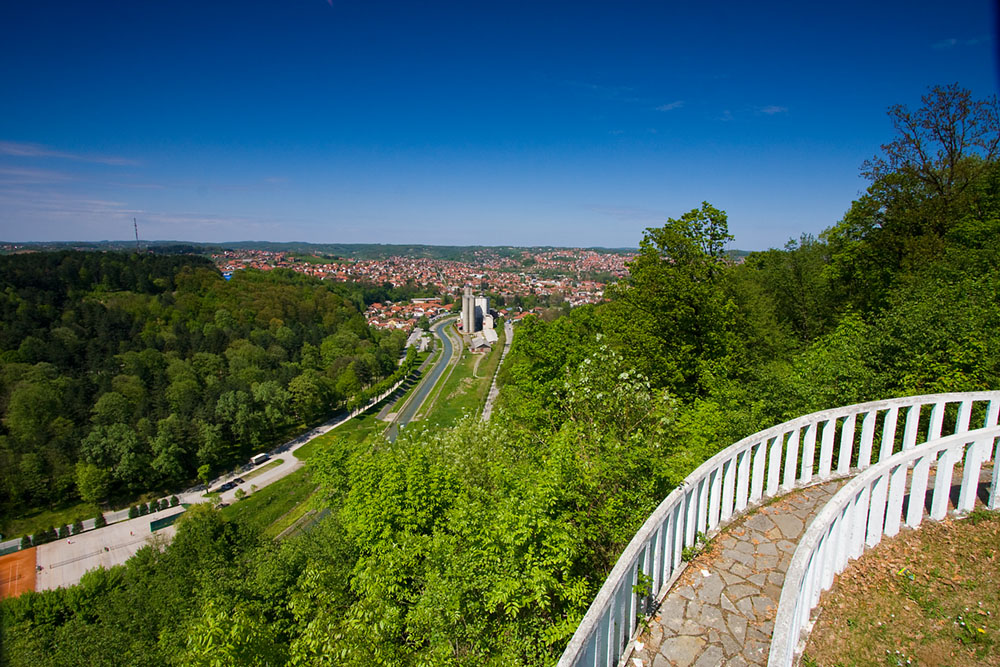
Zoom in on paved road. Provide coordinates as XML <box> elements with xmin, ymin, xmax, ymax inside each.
<box><xmin>384</xmin><ymin>316</ymin><xmax>458</xmax><ymax>442</ymax></box>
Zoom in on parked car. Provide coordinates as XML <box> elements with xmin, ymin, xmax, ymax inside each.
<box><xmin>233</xmin><ymin>477</ymin><xmax>245</xmax><ymax>484</ymax></box>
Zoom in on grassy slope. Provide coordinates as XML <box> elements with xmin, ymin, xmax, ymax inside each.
<box><xmin>804</xmin><ymin>510</ymin><xmax>1000</xmax><ymax>666</ymax></box>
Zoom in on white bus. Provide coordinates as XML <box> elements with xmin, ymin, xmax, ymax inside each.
<box><xmin>250</xmin><ymin>453</ymin><xmax>270</xmax><ymax>466</ymax></box>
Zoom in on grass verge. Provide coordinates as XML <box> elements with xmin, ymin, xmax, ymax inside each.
<box><xmin>220</xmin><ymin>467</ymin><xmax>315</xmax><ymax>534</ymax></box>
<box><xmin>803</xmin><ymin>509</ymin><xmax>1000</xmax><ymax>666</ymax></box>
<box><xmin>422</xmin><ymin>325</ymin><xmax>505</xmax><ymax>428</ymax></box>
<box><xmin>242</xmin><ymin>458</ymin><xmax>283</xmax><ymax>481</ymax></box>
<box><xmin>2</xmin><ymin>501</ymin><xmax>100</xmax><ymax>541</ymax></box>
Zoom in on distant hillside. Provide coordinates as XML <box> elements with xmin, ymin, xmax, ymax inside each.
<box><xmin>1</xmin><ymin>240</ymin><xmax>647</xmax><ymax>262</ymax></box>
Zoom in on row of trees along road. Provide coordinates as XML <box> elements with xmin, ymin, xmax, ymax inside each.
<box><xmin>0</xmin><ymin>253</ymin><xmax>410</xmax><ymax>530</ymax></box>
<box><xmin>3</xmin><ymin>85</ymin><xmax>1000</xmax><ymax>666</ymax></box>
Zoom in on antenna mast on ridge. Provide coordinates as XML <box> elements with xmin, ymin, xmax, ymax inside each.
<box><xmin>134</xmin><ymin>218</ymin><xmax>140</xmax><ymax>253</ymax></box>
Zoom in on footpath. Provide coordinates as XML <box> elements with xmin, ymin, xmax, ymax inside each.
<box><xmin>629</xmin><ymin>480</ymin><xmax>847</xmax><ymax>667</ymax></box>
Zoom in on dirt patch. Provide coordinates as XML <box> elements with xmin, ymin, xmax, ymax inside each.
<box><xmin>0</xmin><ymin>547</ymin><xmax>36</xmax><ymax>599</ymax></box>
<box><xmin>446</xmin><ymin>377</ymin><xmax>474</xmax><ymax>400</ymax></box>
<box><xmin>804</xmin><ymin>510</ymin><xmax>1000</xmax><ymax>666</ymax></box>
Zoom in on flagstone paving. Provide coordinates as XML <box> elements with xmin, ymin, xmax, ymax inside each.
<box><xmin>629</xmin><ymin>480</ymin><xmax>849</xmax><ymax>667</ymax></box>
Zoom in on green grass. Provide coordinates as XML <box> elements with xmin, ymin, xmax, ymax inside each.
<box><xmin>805</xmin><ymin>510</ymin><xmax>1000</xmax><ymax>666</ymax></box>
<box><xmin>421</xmin><ymin>325</ymin><xmax>505</xmax><ymax>428</ymax></box>
<box><xmin>241</xmin><ymin>458</ymin><xmax>283</xmax><ymax>480</ymax></box>
<box><xmin>219</xmin><ymin>467</ymin><xmax>316</xmax><ymax>534</ymax></box>
<box><xmin>2</xmin><ymin>500</ymin><xmax>100</xmax><ymax>541</ymax></box>
<box><xmin>266</xmin><ymin>490</ymin><xmax>322</xmax><ymax>538</ymax></box>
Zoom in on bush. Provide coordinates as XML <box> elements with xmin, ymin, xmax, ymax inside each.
<box><xmin>128</xmin><ymin>505</ymin><xmax>138</xmax><ymax>519</ymax></box>
<box><xmin>170</xmin><ymin>495</ymin><xmax>179</xmax><ymax>507</ymax></box>
<box><xmin>58</xmin><ymin>525</ymin><xmax>70</xmax><ymax>539</ymax></box>
<box><xmin>72</xmin><ymin>518</ymin><xmax>84</xmax><ymax>535</ymax></box>
<box><xmin>138</xmin><ymin>503</ymin><xmax>148</xmax><ymax>516</ymax></box>
<box><xmin>148</xmin><ymin>500</ymin><xmax>158</xmax><ymax>513</ymax></box>
<box><xmin>94</xmin><ymin>512</ymin><xmax>107</xmax><ymax>528</ymax></box>
<box><xmin>20</xmin><ymin>535</ymin><xmax>32</xmax><ymax>549</ymax></box>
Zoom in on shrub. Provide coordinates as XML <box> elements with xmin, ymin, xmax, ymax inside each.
<box><xmin>148</xmin><ymin>500</ymin><xmax>158</xmax><ymax>513</ymax></box>
<box><xmin>72</xmin><ymin>518</ymin><xmax>84</xmax><ymax>535</ymax></box>
<box><xmin>58</xmin><ymin>525</ymin><xmax>70</xmax><ymax>539</ymax></box>
<box><xmin>20</xmin><ymin>535</ymin><xmax>32</xmax><ymax>549</ymax></box>
<box><xmin>128</xmin><ymin>505</ymin><xmax>139</xmax><ymax>519</ymax></box>
<box><xmin>94</xmin><ymin>512</ymin><xmax>107</xmax><ymax>528</ymax></box>
<box><xmin>170</xmin><ymin>495</ymin><xmax>179</xmax><ymax>507</ymax></box>
<box><xmin>138</xmin><ymin>503</ymin><xmax>148</xmax><ymax>516</ymax></box>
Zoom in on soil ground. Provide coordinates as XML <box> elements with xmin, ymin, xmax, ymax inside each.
<box><xmin>0</xmin><ymin>547</ymin><xmax>36</xmax><ymax>599</ymax></box>
<box><xmin>804</xmin><ymin>511</ymin><xmax>1000</xmax><ymax>666</ymax></box>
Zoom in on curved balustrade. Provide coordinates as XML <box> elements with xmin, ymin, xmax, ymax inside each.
<box><xmin>768</xmin><ymin>424</ymin><xmax>1000</xmax><ymax>666</ymax></box>
<box><xmin>557</xmin><ymin>391</ymin><xmax>1000</xmax><ymax>667</ymax></box>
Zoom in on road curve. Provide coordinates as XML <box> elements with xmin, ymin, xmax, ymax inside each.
<box><xmin>384</xmin><ymin>315</ymin><xmax>458</xmax><ymax>442</ymax></box>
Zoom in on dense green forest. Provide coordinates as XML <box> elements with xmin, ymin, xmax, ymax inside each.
<box><xmin>0</xmin><ymin>253</ymin><xmax>408</xmax><ymax>529</ymax></box>
<box><xmin>3</xmin><ymin>85</ymin><xmax>998</xmax><ymax>666</ymax></box>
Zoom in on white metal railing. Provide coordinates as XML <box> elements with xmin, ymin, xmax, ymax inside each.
<box><xmin>768</xmin><ymin>423</ymin><xmax>1000</xmax><ymax>666</ymax></box>
<box><xmin>557</xmin><ymin>391</ymin><xmax>1000</xmax><ymax>667</ymax></box>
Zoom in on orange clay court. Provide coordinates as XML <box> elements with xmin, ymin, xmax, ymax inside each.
<box><xmin>0</xmin><ymin>547</ymin><xmax>36</xmax><ymax>599</ymax></box>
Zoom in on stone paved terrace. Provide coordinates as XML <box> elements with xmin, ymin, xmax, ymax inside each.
<box><xmin>629</xmin><ymin>480</ymin><xmax>848</xmax><ymax>667</ymax></box>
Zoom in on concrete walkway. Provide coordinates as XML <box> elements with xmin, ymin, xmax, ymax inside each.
<box><xmin>630</xmin><ymin>480</ymin><xmax>848</xmax><ymax>667</ymax></box>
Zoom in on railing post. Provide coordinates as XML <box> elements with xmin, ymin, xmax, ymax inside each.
<box><xmin>902</xmin><ymin>404</ymin><xmax>921</xmax><ymax>450</ymax></box>
<box><xmin>735</xmin><ymin>448</ymin><xmax>751</xmax><ymax>512</ymax></box>
<box><xmin>884</xmin><ymin>462</ymin><xmax>908</xmax><ymax>537</ymax></box>
<box><xmin>928</xmin><ymin>400</ymin><xmax>945</xmax><ymax>440</ymax></box>
<box><xmin>782</xmin><ymin>428</ymin><xmax>799</xmax><ymax>491</ymax></box>
<box><xmin>720</xmin><ymin>458</ymin><xmax>736</xmax><ymax>522</ymax></box>
<box><xmin>836</xmin><ymin>414</ymin><xmax>856</xmax><ymax>475</ymax></box>
<box><xmin>857</xmin><ymin>409</ymin><xmax>876</xmax><ymax>469</ymax></box>
<box><xmin>767</xmin><ymin>434</ymin><xmax>783</xmax><ymax>496</ymax></box>
<box><xmin>708</xmin><ymin>468</ymin><xmax>722</xmax><ymax>532</ymax></box>
<box><xmin>956</xmin><ymin>399</ymin><xmax>972</xmax><ymax>434</ymax></box>
<box><xmin>958</xmin><ymin>437</ymin><xmax>988</xmax><ymax>513</ymax></box>
<box><xmin>801</xmin><ymin>424</ymin><xmax>817</xmax><ymax>484</ymax></box>
<box><xmin>990</xmin><ymin>436</ymin><xmax>1000</xmax><ymax>510</ymax></box>
<box><xmin>751</xmin><ymin>440</ymin><xmax>767</xmax><ymax>503</ymax></box>
<box><xmin>866</xmin><ymin>473</ymin><xmax>888</xmax><ymax>547</ymax></box>
<box><xmin>880</xmin><ymin>406</ymin><xmax>899</xmax><ymax>461</ymax></box>
<box><xmin>930</xmin><ymin>448</ymin><xmax>956</xmax><ymax>520</ymax></box>
<box><xmin>905</xmin><ymin>454</ymin><xmax>931</xmax><ymax>528</ymax></box>
<box><xmin>818</xmin><ymin>419</ymin><xmax>836</xmax><ymax>478</ymax></box>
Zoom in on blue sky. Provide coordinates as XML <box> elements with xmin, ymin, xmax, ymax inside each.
<box><xmin>0</xmin><ymin>1</ymin><xmax>996</xmax><ymax>250</ymax></box>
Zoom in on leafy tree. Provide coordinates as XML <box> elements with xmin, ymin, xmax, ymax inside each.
<box><xmin>94</xmin><ymin>512</ymin><xmax>107</xmax><ymax>528</ymax></box>
<box><xmin>19</xmin><ymin>535</ymin><xmax>31</xmax><ymax>549</ymax></box>
<box><xmin>128</xmin><ymin>505</ymin><xmax>139</xmax><ymax>519</ymax></box>
<box><xmin>72</xmin><ymin>518</ymin><xmax>84</xmax><ymax>534</ymax></box>
<box><xmin>604</xmin><ymin>202</ymin><xmax>736</xmax><ymax>395</ymax></box>
<box><xmin>75</xmin><ymin>462</ymin><xmax>112</xmax><ymax>505</ymax></box>
<box><xmin>58</xmin><ymin>525</ymin><xmax>69</xmax><ymax>539</ymax></box>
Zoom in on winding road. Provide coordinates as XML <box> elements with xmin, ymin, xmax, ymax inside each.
<box><xmin>384</xmin><ymin>315</ymin><xmax>459</xmax><ymax>442</ymax></box>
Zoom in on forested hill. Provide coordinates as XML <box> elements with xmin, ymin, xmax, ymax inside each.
<box><xmin>2</xmin><ymin>85</ymin><xmax>998</xmax><ymax>667</ymax></box>
<box><xmin>0</xmin><ymin>251</ymin><xmax>407</xmax><ymax>523</ymax></box>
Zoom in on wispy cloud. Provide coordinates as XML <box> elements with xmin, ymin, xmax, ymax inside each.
<box><xmin>656</xmin><ymin>100</ymin><xmax>684</xmax><ymax>111</ymax></box>
<box><xmin>0</xmin><ymin>166</ymin><xmax>74</xmax><ymax>184</ymax></box>
<box><xmin>933</xmin><ymin>36</ymin><xmax>987</xmax><ymax>50</ymax></box>
<box><xmin>0</xmin><ymin>140</ymin><xmax>138</xmax><ymax>166</ymax></box>
<box><xmin>720</xmin><ymin>109</ymin><xmax>734</xmax><ymax>122</ymax></box>
<box><xmin>759</xmin><ymin>105</ymin><xmax>788</xmax><ymax>115</ymax></box>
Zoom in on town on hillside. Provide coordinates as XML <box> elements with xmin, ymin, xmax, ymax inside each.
<box><xmin>212</xmin><ymin>247</ymin><xmax>633</xmax><ymax>332</ymax></box>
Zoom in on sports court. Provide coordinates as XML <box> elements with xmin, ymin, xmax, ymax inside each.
<box><xmin>0</xmin><ymin>547</ymin><xmax>36</xmax><ymax>599</ymax></box>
